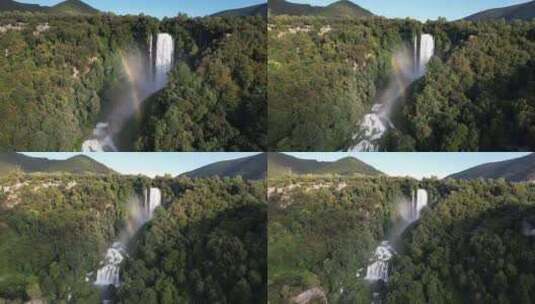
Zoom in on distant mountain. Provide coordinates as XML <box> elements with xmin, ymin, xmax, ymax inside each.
<box><xmin>268</xmin><ymin>153</ymin><xmax>383</xmax><ymax>177</ymax></box>
<box><xmin>0</xmin><ymin>0</ymin><xmax>99</xmax><ymax>15</ymax></box>
<box><xmin>0</xmin><ymin>153</ymin><xmax>115</xmax><ymax>175</ymax></box>
<box><xmin>0</xmin><ymin>0</ymin><xmax>43</xmax><ymax>12</ymax></box>
<box><xmin>464</xmin><ymin>1</ymin><xmax>535</xmax><ymax>21</ymax></box>
<box><xmin>269</xmin><ymin>0</ymin><xmax>373</xmax><ymax>18</ymax></box>
<box><xmin>448</xmin><ymin>153</ymin><xmax>535</xmax><ymax>182</ymax></box>
<box><xmin>212</xmin><ymin>3</ymin><xmax>267</xmax><ymax>17</ymax></box>
<box><xmin>182</xmin><ymin>153</ymin><xmax>266</xmax><ymax>180</ymax></box>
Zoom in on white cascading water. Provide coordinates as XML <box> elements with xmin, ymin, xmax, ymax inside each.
<box><xmin>81</xmin><ymin>123</ymin><xmax>118</xmax><ymax>152</ymax></box>
<box><xmin>93</xmin><ymin>187</ymin><xmax>162</xmax><ymax>302</ymax></box>
<box><xmin>350</xmin><ymin>33</ymin><xmax>434</xmax><ymax>152</ymax></box>
<box><xmin>365</xmin><ymin>241</ymin><xmax>395</xmax><ymax>282</ymax></box>
<box><xmin>94</xmin><ymin>242</ymin><xmax>125</xmax><ymax>287</ymax></box>
<box><xmin>365</xmin><ymin>189</ymin><xmax>429</xmax><ymax>283</ymax></box>
<box><xmin>154</xmin><ymin>33</ymin><xmax>174</xmax><ymax>88</ymax></box>
<box><xmin>82</xmin><ymin>33</ymin><xmax>174</xmax><ymax>152</ymax></box>
<box><xmin>143</xmin><ymin>187</ymin><xmax>162</xmax><ymax>219</ymax></box>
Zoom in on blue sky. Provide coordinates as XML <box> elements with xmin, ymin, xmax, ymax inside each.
<box><xmin>285</xmin><ymin>152</ymin><xmax>531</xmax><ymax>179</ymax></box>
<box><xmin>289</xmin><ymin>0</ymin><xmax>530</xmax><ymax>21</ymax></box>
<box><xmin>18</xmin><ymin>0</ymin><xmax>266</xmax><ymax>18</ymax></box>
<box><xmin>22</xmin><ymin>152</ymin><xmax>260</xmax><ymax>177</ymax></box>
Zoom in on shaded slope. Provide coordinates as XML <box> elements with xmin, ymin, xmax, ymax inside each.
<box><xmin>448</xmin><ymin>153</ymin><xmax>535</xmax><ymax>182</ymax></box>
<box><xmin>0</xmin><ymin>153</ymin><xmax>115</xmax><ymax>175</ymax></box>
<box><xmin>268</xmin><ymin>152</ymin><xmax>383</xmax><ymax>177</ymax></box>
<box><xmin>182</xmin><ymin>153</ymin><xmax>267</xmax><ymax>180</ymax></box>
<box><xmin>0</xmin><ymin>0</ymin><xmax>99</xmax><ymax>14</ymax></box>
<box><xmin>269</xmin><ymin>0</ymin><xmax>373</xmax><ymax>18</ymax></box>
<box><xmin>212</xmin><ymin>3</ymin><xmax>267</xmax><ymax>17</ymax></box>
<box><xmin>465</xmin><ymin>1</ymin><xmax>535</xmax><ymax>21</ymax></box>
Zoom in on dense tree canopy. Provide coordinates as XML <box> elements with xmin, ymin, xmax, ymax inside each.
<box><xmin>269</xmin><ymin>17</ymin><xmax>535</xmax><ymax>151</ymax></box>
<box><xmin>0</xmin><ymin>172</ymin><xmax>266</xmax><ymax>303</ymax></box>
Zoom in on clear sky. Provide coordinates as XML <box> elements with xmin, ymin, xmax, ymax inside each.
<box><xmin>288</xmin><ymin>0</ymin><xmax>530</xmax><ymax>21</ymax></box>
<box><xmin>285</xmin><ymin>152</ymin><xmax>531</xmax><ymax>179</ymax></box>
<box><xmin>18</xmin><ymin>0</ymin><xmax>266</xmax><ymax>18</ymax></box>
<box><xmin>22</xmin><ymin>152</ymin><xmax>260</xmax><ymax>177</ymax></box>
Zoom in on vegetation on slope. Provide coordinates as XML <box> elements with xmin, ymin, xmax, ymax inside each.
<box><xmin>182</xmin><ymin>153</ymin><xmax>267</xmax><ymax>180</ymax></box>
<box><xmin>0</xmin><ymin>13</ymin><xmax>158</xmax><ymax>151</ymax></box>
<box><xmin>268</xmin><ymin>175</ymin><xmax>420</xmax><ymax>303</ymax></box>
<box><xmin>135</xmin><ymin>16</ymin><xmax>267</xmax><ymax>151</ymax></box>
<box><xmin>0</xmin><ymin>173</ymin><xmax>139</xmax><ymax>302</ymax></box>
<box><xmin>388</xmin><ymin>179</ymin><xmax>535</xmax><ymax>304</ymax></box>
<box><xmin>118</xmin><ymin>178</ymin><xmax>267</xmax><ymax>303</ymax></box>
<box><xmin>268</xmin><ymin>0</ymin><xmax>373</xmax><ymax>18</ymax></box>
<box><xmin>448</xmin><ymin>153</ymin><xmax>535</xmax><ymax>182</ymax></box>
<box><xmin>269</xmin><ymin>17</ymin><xmax>535</xmax><ymax>151</ymax></box>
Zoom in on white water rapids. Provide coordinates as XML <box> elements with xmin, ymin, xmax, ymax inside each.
<box><xmin>350</xmin><ymin>33</ymin><xmax>435</xmax><ymax>152</ymax></box>
<box><xmin>92</xmin><ymin>187</ymin><xmax>161</xmax><ymax>297</ymax></box>
<box><xmin>82</xmin><ymin>33</ymin><xmax>175</xmax><ymax>152</ymax></box>
<box><xmin>365</xmin><ymin>189</ymin><xmax>428</xmax><ymax>283</ymax></box>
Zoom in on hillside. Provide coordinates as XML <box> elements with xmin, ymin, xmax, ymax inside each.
<box><xmin>0</xmin><ymin>153</ymin><xmax>115</xmax><ymax>175</ymax></box>
<box><xmin>448</xmin><ymin>153</ymin><xmax>535</xmax><ymax>182</ymax></box>
<box><xmin>268</xmin><ymin>153</ymin><xmax>383</xmax><ymax>177</ymax></box>
<box><xmin>182</xmin><ymin>153</ymin><xmax>267</xmax><ymax>180</ymax></box>
<box><xmin>0</xmin><ymin>0</ymin><xmax>43</xmax><ymax>12</ymax></box>
<box><xmin>464</xmin><ymin>0</ymin><xmax>535</xmax><ymax>21</ymax></box>
<box><xmin>0</xmin><ymin>0</ymin><xmax>99</xmax><ymax>15</ymax></box>
<box><xmin>269</xmin><ymin>0</ymin><xmax>373</xmax><ymax>18</ymax></box>
<box><xmin>212</xmin><ymin>3</ymin><xmax>267</xmax><ymax>17</ymax></box>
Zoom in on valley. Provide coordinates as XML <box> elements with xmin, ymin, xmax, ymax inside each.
<box><xmin>0</xmin><ymin>1</ymin><xmax>267</xmax><ymax>152</ymax></box>
<box><xmin>268</xmin><ymin>1</ymin><xmax>535</xmax><ymax>151</ymax></box>
<box><xmin>0</xmin><ymin>153</ymin><xmax>267</xmax><ymax>303</ymax></box>
<box><xmin>268</xmin><ymin>153</ymin><xmax>535</xmax><ymax>304</ymax></box>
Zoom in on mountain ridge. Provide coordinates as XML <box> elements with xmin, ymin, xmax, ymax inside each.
<box><xmin>0</xmin><ymin>153</ymin><xmax>116</xmax><ymax>175</ymax></box>
<box><xmin>464</xmin><ymin>1</ymin><xmax>535</xmax><ymax>21</ymax></box>
<box><xmin>0</xmin><ymin>0</ymin><xmax>100</xmax><ymax>15</ymax></box>
<box><xmin>448</xmin><ymin>153</ymin><xmax>535</xmax><ymax>182</ymax></box>
<box><xmin>181</xmin><ymin>153</ymin><xmax>267</xmax><ymax>180</ymax></box>
<box><xmin>212</xmin><ymin>3</ymin><xmax>267</xmax><ymax>17</ymax></box>
<box><xmin>269</xmin><ymin>0</ymin><xmax>374</xmax><ymax>18</ymax></box>
<box><xmin>268</xmin><ymin>153</ymin><xmax>383</xmax><ymax>177</ymax></box>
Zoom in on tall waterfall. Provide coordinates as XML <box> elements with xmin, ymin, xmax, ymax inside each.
<box><xmin>82</xmin><ymin>32</ymin><xmax>175</xmax><ymax>152</ymax></box>
<box><xmin>350</xmin><ymin>33</ymin><xmax>434</xmax><ymax>152</ymax></box>
<box><xmin>93</xmin><ymin>187</ymin><xmax>162</xmax><ymax>302</ymax></box>
<box><xmin>365</xmin><ymin>188</ymin><xmax>429</xmax><ymax>283</ymax></box>
<box><xmin>154</xmin><ymin>33</ymin><xmax>174</xmax><ymax>88</ymax></box>
<box><xmin>415</xmin><ymin>34</ymin><xmax>435</xmax><ymax>78</ymax></box>
<box><xmin>409</xmin><ymin>188</ymin><xmax>428</xmax><ymax>222</ymax></box>
<box><xmin>143</xmin><ymin>187</ymin><xmax>162</xmax><ymax>219</ymax></box>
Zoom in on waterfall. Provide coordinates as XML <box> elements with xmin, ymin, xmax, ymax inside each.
<box><xmin>365</xmin><ymin>241</ymin><xmax>395</xmax><ymax>282</ymax></box>
<box><xmin>93</xmin><ymin>187</ymin><xmax>162</xmax><ymax>302</ymax></box>
<box><xmin>81</xmin><ymin>32</ymin><xmax>175</xmax><ymax>152</ymax></box>
<box><xmin>81</xmin><ymin>123</ymin><xmax>117</xmax><ymax>152</ymax></box>
<box><xmin>409</xmin><ymin>188</ymin><xmax>428</xmax><ymax>221</ymax></box>
<box><xmin>365</xmin><ymin>189</ymin><xmax>428</xmax><ymax>284</ymax></box>
<box><xmin>349</xmin><ymin>33</ymin><xmax>434</xmax><ymax>152</ymax></box>
<box><xmin>154</xmin><ymin>33</ymin><xmax>174</xmax><ymax>88</ymax></box>
<box><xmin>143</xmin><ymin>187</ymin><xmax>162</xmax><ymax>219</ymax></box>
<box><xmin>95</xmin><ymin>242</ymin><xmax>125</xmax><ymax>287</ymax></box>
<box><xmin>416</xmin><ymin>34</ymin><xmax>434</xmax><ymax>77</ymax></box>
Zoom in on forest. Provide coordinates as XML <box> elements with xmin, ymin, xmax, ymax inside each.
<box><xmin>0</xmin><ymin>12</ymin><xmax>266</xmax><ymax>151</ymax></box>
<box><xmin>268</xmin><ymin>175</ymin><xmax>535</xmax><ymax>303</ymax></box>
<box><xmin>0</xmin><ymin>171</ymin><xmax>266</xmax><ymax>303</ymax></box>
<box><xmin>268</xmin><ymin>17</ymin><xmax>535</xmax><ymax>151</ymax></box>
<box><xmin>135</xmin><ymin>15</ymin><xmax>267</xmax><ymax>151</ymax></box>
